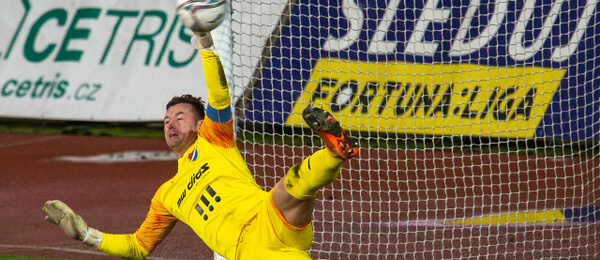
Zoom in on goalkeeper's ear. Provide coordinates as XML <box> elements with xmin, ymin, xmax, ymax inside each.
<box><xmin>191</xmin><ymin>32</ymin><xmax>214</xmax><ymax>50</ymax></box>
<box><xmin>42</xmin><ymin>200</ymin><xmax>102</xmax><ymax>247</ymax></box>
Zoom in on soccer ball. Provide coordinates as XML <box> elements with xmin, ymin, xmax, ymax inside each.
<box><xmin>176</xmin><ymin>0</ymin><xmax>227</xmax><ymax>33</ymax></box>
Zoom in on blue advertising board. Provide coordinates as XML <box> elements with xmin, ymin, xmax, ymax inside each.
<box><xmin>245</xmin><ymin>0</ymin><xmax>600</xmax><ymax>140</ymax></box>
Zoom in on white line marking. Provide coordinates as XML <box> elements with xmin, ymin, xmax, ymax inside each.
<box><xmin>0</xmin><ymin>244</ymin><xmax>181</xmax><ymax>260</ymax></box>
<box><xmin>56</xmin><ymin>151</ymin><xmax>176</xmax><ymax>163</ymax></box>
<box><xmin>0</xmin><ymin>136</ymin><xmax>63</xmax><ymax>149</ymax></box>
<box><xmin>357</xmin><ymin>220</ymin><xmax>595</xmax><ymax>228</ymax></box>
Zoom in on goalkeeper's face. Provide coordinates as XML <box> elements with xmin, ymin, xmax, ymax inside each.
<box><xmin>164</xmin><ymin>103</ymin><xmax>202</xmax><ymax>155</ymax></box>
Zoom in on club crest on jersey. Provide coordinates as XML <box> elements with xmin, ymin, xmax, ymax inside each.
<box><xmin>188</xmin><ymin>146</ymin><xmax>198</xmax><ymax>161</ymax></box>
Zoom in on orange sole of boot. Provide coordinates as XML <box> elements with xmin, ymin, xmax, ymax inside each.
<box><xmin>302</xmin><ymin>106</ymin><xmax>358</xmax><ymax>160</ymax></box>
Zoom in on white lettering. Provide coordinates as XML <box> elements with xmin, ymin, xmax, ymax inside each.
<box><xmin>449</xmin><ymin>0</ymin><xmax>508</xmax><ymax>57</ymax></box>
<box><xmin>324</xmin><ymin>0</ymin><xmax>592</xmax><ymax>63</ymax></box>
<box><xmin>551</xmin><ymin>0</ymin><xmax>598</xmax><ymax>61</ymax></box>
<box><xmin>322</xmin><ymin>0</ymin><xmax>363</xmax><ymax>51</ymax></box>
<box><xmin>367</xmin><ymin>0</ymin><xmax>403</xmax><ymax>54</ymax></box>
<box><xmin>508</xmin><ymin>0</ymin><xmax>566</xmax><ymax>61</ymax></box>
<box><xmin>405</xmin><ymin>0</ymin><xmax>451</xmax><ymax>56</ymax></box>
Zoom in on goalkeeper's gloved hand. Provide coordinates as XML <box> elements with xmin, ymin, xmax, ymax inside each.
<box><xmin>42</xmin><ymin>200</ymin><xmax>102</xmax><ymax>247</ymax></box>
<box><xmin>190</xmin><ymin>31</ymin><xmax>214</xmax><ymax>50</ymax></box>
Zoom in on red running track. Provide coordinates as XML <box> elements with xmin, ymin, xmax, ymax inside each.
<box><xmin>1</xmin><ymin>133</ymin><xmax>599</xmax><ymax>259</ymax></box>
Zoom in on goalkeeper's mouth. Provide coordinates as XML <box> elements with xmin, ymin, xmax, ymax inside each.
<box><xmin>167</xmin><ymin>131</ymin><xmax>180</xmax><ymax>140</ymax></box>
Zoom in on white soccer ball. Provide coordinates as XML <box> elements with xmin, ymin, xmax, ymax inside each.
<box><xmin>176</xmin><ymin>0</ymin><xmax>227</xmax><ymax>33</ymax></box>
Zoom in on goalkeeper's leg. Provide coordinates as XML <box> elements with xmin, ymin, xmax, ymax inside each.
<box><xmin>272</xmin><ymin>106</ymin><xmax>358</xmax><ymax>227</ymax></box>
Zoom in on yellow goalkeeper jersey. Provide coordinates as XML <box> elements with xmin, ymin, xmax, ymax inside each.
<box><xmin>156</xmin><ymin>114</ymin><xmax>267</xmax><ymax>256</ymax></box>
<box><xmin>95</xmin><ymin>49</ymin><xmax>269</xmax><ymax>259</ymax></box>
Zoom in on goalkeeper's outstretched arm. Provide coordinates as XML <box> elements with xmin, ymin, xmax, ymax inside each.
<box><xmin>193</xmin><ymin>32</ymin><xmax>232</xmax><ymax>123</ymax></box>
<box><xmin>43</xmin><ymin>197</ymin><xmax>177</xmax><ymax>260</ymax></box>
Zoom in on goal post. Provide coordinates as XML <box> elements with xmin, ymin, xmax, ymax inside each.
<box><xmin>230</xmin><ymin>0</ymin><xmax>600</xmax><ymax>258</ymax></box>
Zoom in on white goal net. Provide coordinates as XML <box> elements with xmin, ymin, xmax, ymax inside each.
<box><xmin>230</xmin><ymin>0</ymin><xmax>600</xmax><ymax>259</ymax></box>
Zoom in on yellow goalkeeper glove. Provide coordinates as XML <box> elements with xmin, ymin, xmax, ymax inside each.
<box><xmin>42</xmin><ymin>200</ymin><xmax>102</xmax><ymax>247</ymax></box>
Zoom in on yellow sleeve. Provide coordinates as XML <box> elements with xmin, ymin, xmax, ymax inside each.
<box><xmin>96</xmin><ymin>186</ymin><xmax>177</xmax><ymax>260</ymax></box>
<box><xmin>96</xmin><ymin>233</ymin><xmax>149</xmax><ymax>260</ymax></box>
<box><xmin>200</xmin><ymin>50</ymin><xmax>230</xmax><ymax>110</ymax></box>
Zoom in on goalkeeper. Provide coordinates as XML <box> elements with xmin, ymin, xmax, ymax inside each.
<box><xmin>42</xmin><ymin>32</ymin><xmax>358</xmax><ymax>259</ymax></box>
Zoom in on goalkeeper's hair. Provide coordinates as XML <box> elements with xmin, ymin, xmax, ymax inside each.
<box><xmin>166</xmin><ymin>94</ymin><xmax>206</xmax><ymax>120</ymax></box>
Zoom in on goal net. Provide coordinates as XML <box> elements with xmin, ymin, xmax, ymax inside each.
<box><xmin>230</xmin><ymin>0</ymin><xmax>600</xmax><ymax>258</ymax></box>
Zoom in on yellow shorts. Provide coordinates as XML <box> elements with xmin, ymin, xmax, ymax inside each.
<box><xmin>233</xmin><ymin>190</ymin><xmax>313</xmax><ymax>260</ymax></box>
